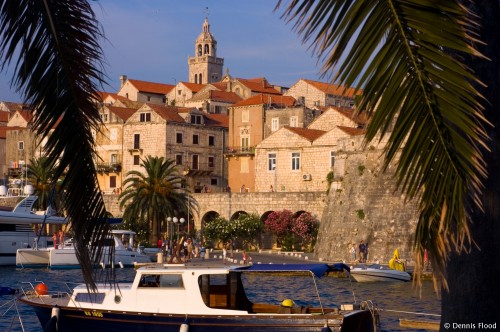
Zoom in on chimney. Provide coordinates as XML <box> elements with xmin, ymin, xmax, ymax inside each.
<box><xmin>119</xmin><ymin>75</ymin><xmax>128</xmax><ymax>88</ymax></box>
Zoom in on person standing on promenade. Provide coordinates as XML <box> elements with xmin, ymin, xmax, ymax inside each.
<box><xmin>358</xmin><ymin>240</ymin><xmax>367</xmax><ymax>263</ymax></box>
<box><xmin>350</xmin><ymin>243</ymin><xmax>356</xmax><ymax>262</ymax></box>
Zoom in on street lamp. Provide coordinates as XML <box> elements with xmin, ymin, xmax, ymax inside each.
<box><xmin>173</xmin><ymin>217</ymin><xmax>185</xmax><ymax>242</ymax></box>
<box><xmin>166</xmin><ymin>217</ymin><xmax>178</xmax><ymax>255</ymax></box>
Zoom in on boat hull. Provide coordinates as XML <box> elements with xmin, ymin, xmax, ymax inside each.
<box><xmin>16</xmin><ymin>248</ymin><xmax>50</xmax><ymax>268</ymax></box>
<box><xmin>23</xmin><ymin>299</ymin><xmax>375</xmax><ymax>332</ymax></box>
<box><xmin>350</xmin><ymin>268</ymin><xmax>411</xmax><ymax>282</ymax></box>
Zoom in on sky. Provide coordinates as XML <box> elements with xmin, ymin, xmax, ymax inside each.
<box><xmin>0</xmin><ymin>0</ymin><xmax>327</xmax><ymax>103</ymax></box>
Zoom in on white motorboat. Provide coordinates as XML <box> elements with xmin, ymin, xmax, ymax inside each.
<box><xmin>16</xmin><ymin>230</ymin><xmax>152</xmax><ymax>268</ymax></box>
<box><xmin>0</xmin><ymin>196</ymin><xmax>66</xmax><ymax>265</ymax></box>
<box><xmin>349</xmin><ymin>264</ymin><xmax>411</xmax><ymax>282</ymax></box>
<box><xmin>19</xmin><ymin>263</ymin><xmax>379</xmax><ymax>332</ymax></box>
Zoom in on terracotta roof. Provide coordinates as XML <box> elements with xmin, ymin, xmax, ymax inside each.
<box><xmin>145</xmin><ymin>104</ymin><xmax>186</xmax><ymax>122</ymax></box>
<box><xmin>285</xmin><ymin>126</ymin><xmax>326</xmax><ymax>142</ymax></box>
<box><xmin>128</xmin><ymin>79</ymin><xmax>175</xmax><ymax>95</ymax></box>
<box><xmin>179</xmin><ymin>82</ymin><xmax>205</xmax><ymax>93</ymax></box>
<box><xmin>210</xmin><ymin>81</ymin><xmax>228</xmax><ymax>91</ymax></box>
<box><xmin>96</xmin><ymin>91</ymin><xmax>129</xmax><ymax>103</ymax></box>
<box><xmin>337</xmin><ymin>126</ymin><xmax>366</xmax><ymax>136</ymax></box>
<box><xmin>0</xmin><ymin>112</ymin><xmax>9</xmax><ymax>122</ymax></box>
<box><xmin>232</xmin><ymin>94</ymin><xmax>296</xmax><ymax>108</ymax></box>
<box><xmin>302</xmin><ymin>79</ymin><xmax>362</xmax><ymax>98</ymax></box>
<box><xmin>237</xmin><ymin>78</ymin><xmax>282</xmax><ymax>95</ymax></box>
<box><xmin>108</xmin><ymin>106</ymin><xmax>137</xmax><ymax>121</ymax></box>
<box><xmin>209</xmin><ymin>90</ymin><xmax>242</xmax><ymax>103</ymax></box>
<box><xmin>204</xmin><ymin>113</ymin><xmax>229</xmax><ymax>128</ymax></box>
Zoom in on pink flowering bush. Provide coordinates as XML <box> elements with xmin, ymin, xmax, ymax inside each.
<box><xmin>264</xmin><ymin>210</ymin><xmax>319</xmax><ymax>251</ymax></box>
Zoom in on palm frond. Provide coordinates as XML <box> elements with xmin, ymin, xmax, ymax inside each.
<box><xmin>0</xmin><ymin>0</ymin><xmax>108</xmax><ymax>289</ymax></box>
<box><xmin>276</xmin><ymin>0</ymin><xmax>488</xmax><ymax>286</ymax></box>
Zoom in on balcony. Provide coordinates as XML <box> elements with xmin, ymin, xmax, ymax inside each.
<box><xmin>224</xmin><ymin>146</ymin><xmax>255</xmax><ymax>157</ymax></box>
<box><xmin>96</xmin><ymin>162</ymin><xmax>122</xmax><ymax>174</ymax></box>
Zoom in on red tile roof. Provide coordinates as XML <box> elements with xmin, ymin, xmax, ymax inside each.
<box><xmin>302</xmin><ymin>79</ymin><xmax>362</xmax><ymax>98</ymax></box>
<box><xmin>128</xmin><ymin>79</ymin><xmax>175</xmax><ymax>95</ymax></box>
<box><xmin>285</xmin><ymin>126</ymin><xmax>326</xmax><ymax>142</ymax></box>
<box><xmin>0</xmin><ymin>112</ymin><xmax>9</xmax><ymax>122</ymax></box>
<box><xmin>180</xmin><ymin>82</ymin><xmax>205</xmax><ymax>93</ymax></box>
<box><xmin>337</xmin><ymin>126</ymin><xmax>366</xmax><ymax>136</ymax></box>
<box><xmin>232</xmin><ymin>94</ymin><xmax>296</xmax><ymax>108</ymax></box>
<box><xmin>204</xmin><ymin>113</ymin><xmax>229</xmax><ymax>128</ymax></box>
<box><xmin>1</xmin><ymin>102</ymin><xmax>31</xmax><ymax>112</ymax></box>
<box><xmin>209</xmin><ymin>90</ymin><xmax>242</xmax><ymax>103</ymax></box>
<box><xmin>108</xmin><ymin>106</ymin><xmax>138</xmax><ymax>121</ymax></box>
<box><xmin>237</xmin><ymin>78</ymin><xmax>282</xmax><ymax>95</ymax></box>
<box><xmin>145</xmin><ymin>104</ymin><xmax>186</xmax><ymax>122</ymax></box>
<box><xmin>335</xmin><ymin>107</ymin><xmax>369</xmax><ymax>126</ymax></box>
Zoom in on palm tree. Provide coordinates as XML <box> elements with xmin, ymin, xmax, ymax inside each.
<box><xmin>119</xmin><ymin>156</ymin><xmax>192</xmax><ymax>244</ymax></box>
<box><xmin>275</xmin><ymin>0</ymin><xmax>499</xmax><ymax>327</ymax></box>
<box><xmin>0</xmin><ymin>0</ymin><xmax>109</xmax><ymax>287</ymax></box>
<box><xmin>27</xmin><ymin>156</ymin><xmax>63</xmax><ymax>211</ymax></box>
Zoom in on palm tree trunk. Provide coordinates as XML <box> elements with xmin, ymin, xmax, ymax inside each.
<box><xmin>441</xmin><ymin>1</ymin><xmax>500</xmax><ymax>328</ymax></box>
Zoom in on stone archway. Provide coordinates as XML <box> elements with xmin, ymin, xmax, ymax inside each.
<box><xmin>260</xmin><ymin>210</ymin><xmax>275</xmax><ymax>249</ymax></box>
<box><xmin>230</xmin><ymin>210</ymin><xmax>247</xmax><ymax>221</ymax></box>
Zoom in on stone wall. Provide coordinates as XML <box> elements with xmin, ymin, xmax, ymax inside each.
<box><xmin>314</xmin><ymin>149</ymin><xmax>419</xmax><ymax>264</ymax></box>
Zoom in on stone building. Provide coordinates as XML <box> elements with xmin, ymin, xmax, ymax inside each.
<box><xmin>117</xmin><ymin>77</ymin><xmax>174</xmax><ymax>105</ymax></box>
<box><xmin>95</xmin><ymin>105</ymin><xmax>138</xmax><ymax>194</ymax></box>
<box><xmin>225</xmin><ymin>94</ymin><xmax>297</xmax><ymax>193</ymax></box>
<box><xmin>285</xmin><ymin>79</ymin><xmax>360</xmax><ymax>109</ymax></box>
<box><xmin>166</xmin><ymin>81</ymin><xmax>204</xmax><ymax>107</ymax></box>
<box><xmin>254</xmin><ymin>107</ymin><xmax>367</xmax><ymax>193</ymax></box>
<box><xmin>121</xmin><ymin>103</ymin><xmax>228</xmax><ymax>194</ymax></box>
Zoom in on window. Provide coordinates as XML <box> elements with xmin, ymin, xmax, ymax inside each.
<box><xmin>110</xmin><ymin>176</ymin><xmax>116</xmax><ymax>188</ymax></box>
<box><xmin>208</xmin><ymin>136</ymin><xmax>215</xmax><ymax>146</ymax></box>
<box><xmin>211</xmin><ymin>178</ymin><xmax>218</xmax><ymax>186</ymax></box>
<box><xmin>147</xmin><ymin>96</ymin><xmax>151</xmax><ymax>102</ymax></box>
<box><xmin>272</xmin><ymin>118</ymin><xmax>279</xmax><ymax>131</ymax></box>
<box><xmin>242</xmin><ymin>109</ymin><xmax>249</xmax><ymax>122</ymax></box>
<box><xmin>133</xmin><ymin>155</ymin><xmax>140</xmax><ymax>165</ymax></box>
<box><xmin>110</xmin><ymin>128</ymin><xmax>117</xmax><ymax>141</ymax></box>
<box><xmin>100</xmin><ymin>113</ymin><xmax>108</xmax><ymax>122</ymax></box>
<box><xmin>193</xmin><ymin>134</ymin><xmax>199</xmax><ymax>145</ymax></box>
<box><xmin>133</xmin><ymin>134</ymin><xmax>140</xmax><ymax>149</ymax></box>
<box><xmin>240</xmin><ymin>128</ymin><xmax>249</xmax><ymax>150</ymax></box>
<box><xmin>140</xmin><ymin>112</ymin><xmax>151</xmax><ymax>122</ymax></box>
<box><xmin>331</xmin><ymin>151</ymin><xmax>335</xmax><ymax>168</ymax></box>
<box><xmin>192</xmin><ymin>155</ymin><xmax>199</xmax><ymax>170</ymax></box>
<box><xmin>111</xmin><ymin>154</ymin><xmax>118</xmax><ymax>164</ymax></box>
<box><xmin>208</xmin><ymin>156</ymin><xmax>215</xmax><ymax>168</ymax></box>
<box><xmin>268</xmin><ymin>153</ymin><xmax>276</xmax><ymax>171</ymax></box>
<box><xmin>176</xmin><ymin>132</ymin><xmax>183</xmax><ymax>144</ymax></box>
<box><xmin>18</xmin><ymin>141</ymin><xmax>24</xmax><ymax>150</ymax></box>
<box><xmin>292</xmin><ymin>152</ymin><xmax>300</xmax><ymax>171</ymax></box>
<box><xmin>175</xmin><ymin>154</ymin><xmax>183</xmax><ymax>165</ymax></box>
<box><xmin>190</xmin><ymin>115</ymin><xmax>202</xmax><ymax>124</ymax></box>
<box><xmin>290</xmin><ymin>116</ymin><xmax>298</xmax><ymax>127</ymax></box>
<box><xmin>178</xmin><ymin>90</ymin><xmax>182</xmax><ymax>95</ymax></box>
<box><xmin>138</xmin><ymin>274</ymin><xmax>184</xmax><ymax>288</ymax></box>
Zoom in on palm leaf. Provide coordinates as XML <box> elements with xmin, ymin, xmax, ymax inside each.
<box><xmin>0</xmin><ymin>0</ymin><xmax>108</xmax><ymax>289</ymax></box>
<box><xmin>276</xmin><ymin>0</ymin><xmax>488</xmax><ymax>286</ymax></box>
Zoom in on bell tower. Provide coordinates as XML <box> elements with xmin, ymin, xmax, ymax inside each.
<box><xmin>188</xmin><ymin>14</ymin><xmax>224</xmax><ymax>84</ymax></box>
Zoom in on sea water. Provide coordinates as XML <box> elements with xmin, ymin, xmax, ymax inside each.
<box><xmin>0</xmin><ymin>266</ymin><xmax>440</xmax><ymax>331</ymax></box>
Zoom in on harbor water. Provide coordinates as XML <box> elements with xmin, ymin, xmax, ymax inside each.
<box><xmin>0</xmin><ymin>265</ymin><xmax>440</xmax><ymax>331</ymax></box>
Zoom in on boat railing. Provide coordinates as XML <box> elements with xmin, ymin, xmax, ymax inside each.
<box><xmin>18</xmin><ymin>281</ymin><xmax>71</xmax><ymax>304</ymax></box>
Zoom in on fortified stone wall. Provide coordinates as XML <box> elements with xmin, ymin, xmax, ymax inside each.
<box><xmin>314</xmin><ymin>149</ymin><xmax>419</xmax><ymax>264</ymax></box>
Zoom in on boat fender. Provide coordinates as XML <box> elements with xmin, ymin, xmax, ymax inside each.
<box><xmin>43</xmin><ymin>306</ymin><xmax>60</xmax><ymax>332</ymax></box>
<box><xmin>320</xmin><ymin>324</ymin><xmax>332</xmax><ymax>332</ymax></box>
<box><xmin>0</xmin><ymin>287</ymin><xmax>17</xmax><ymax>295</ymax></box>
<box><xmin>35</xmin><ymin>283</ymin><xmax>49</xmax><ymax>295</ymax></box>
<box><xmin>179</xmin><ymin>319</ymin><xmax>189</xmax><ymax>332</ymax></box>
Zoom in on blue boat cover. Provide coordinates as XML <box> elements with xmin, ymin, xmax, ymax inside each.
<box><xmin>236</xmin><ymin>264</ymin><xmax>331</xmax><ymax>278</ymax></box>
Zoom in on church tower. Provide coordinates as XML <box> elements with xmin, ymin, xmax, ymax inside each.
<box><xmin>188</xmin><ymin>17</ymin><xmax>224</xmax><ymax>84</ymax></box>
